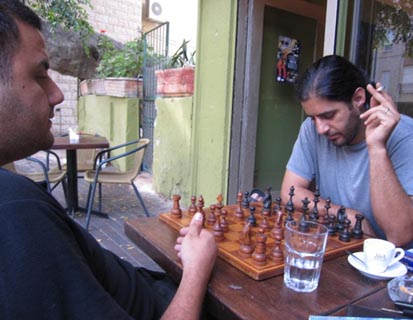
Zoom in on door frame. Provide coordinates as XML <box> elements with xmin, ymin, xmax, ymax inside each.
<box><xmin>228</xmin><ymin>0</ymin><xmax>326</xmax><ymax>203</ymax></box>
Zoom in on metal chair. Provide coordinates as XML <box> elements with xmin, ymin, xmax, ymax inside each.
<box><xmin>83</xmin><ymin>139</ymin><xmax>150</xmax><ymax>230</ymax></box>
<box><xmin>3</xmin><ymin>150</ymin><xmax>68</xmax><ymax>202</ymax></box>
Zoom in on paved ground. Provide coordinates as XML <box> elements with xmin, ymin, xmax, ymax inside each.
<box><xmin>14</xmin><ymin>153</ymin><xmax>174</xmax><ymax>272</ymax></box>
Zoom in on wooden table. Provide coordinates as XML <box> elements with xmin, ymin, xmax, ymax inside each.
<box><xmin>125</xmin><ymin>217</ymin><xmax>399</xmax><ymax>319</ymax></box>
<box><xmin>52</xmin><ymin>135</ymin><xmax>109</xmax><ymax>214</ymax></box>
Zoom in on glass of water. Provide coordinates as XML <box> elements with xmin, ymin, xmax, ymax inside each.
<box><xmin>284</xmin><ymin>220</ymin><xmax>328</xmax><ymax>292</ymax></box>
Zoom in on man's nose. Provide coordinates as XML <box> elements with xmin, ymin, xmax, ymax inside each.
<box><xmin>314</xmin><ymin>118</ymin><xmax>329</xmax><ymax>135</ymax></box>
<box><xmin>49</xmin><ymin>79</ymin><xmax>64</xmax><ymax>107</ymax></box>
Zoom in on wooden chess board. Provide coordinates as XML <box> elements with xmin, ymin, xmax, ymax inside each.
<box><xmin>159</xmin><ymin>203</ymin><xmax>365</xmax><ymax>280</ymax></box>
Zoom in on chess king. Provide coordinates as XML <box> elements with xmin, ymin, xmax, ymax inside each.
<box><xmin>281</xmin><ymin>55</ymin><xmax>413</xmax><ymax>248</ymax></box>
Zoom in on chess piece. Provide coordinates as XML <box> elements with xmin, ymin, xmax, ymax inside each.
<box><xmin>262</xmin><ymin>186</ymin><xmax>272</xmax><ymax>216</ymax></box>
<box><xmin>285</xmin><ymin>186</ymin><xmax>295</xmax><ymax>223</ymax></box>
<box><xmin>239</xmin><ymin>222</ymin><xmax>253</xmax><ymax>258</ymax></box>
<box><xmin>247</xmin><ymin>206</ymin><xmax>257</xmax><ymax>227</ymax></box>
<box><xmin>339</xmin><ymin>218</ymin><xmax>352</xmax><ymax>242</ymax></box>
<box><xmin>310</xmin><ymin>187</ymin><xmax>320</xmax><ymax>221</ymax></box>
<box><xmin>336</xmin><ymin>206</ymin><xmax>347</xmax><ymax>232</ymax></box>
<box><xmin>197</xmin><ymin>195</ymin><xmax>205</xmax><ymax>224</ymax></box>
<box><xmin>220</xmin><ymin>213</ymin><xmax>229</xmax><ymax>232</ymax></box>
<box><xmin>259</xmin><ymin>216</ymin><xmax>271</xmax><ymax>231</ymax></box>
<box><xmin>327</xmin><ymin>214</ymin><xmax>337</xmax><ymax>236</ymax></box>
<box><xmin>320</xmin><ymin>197</ymin><xmax>331</xmax><ymax>225</ymax></box>
<box><xmin>252</xmin><ymin>231</ymin><xmax>267</xmax><ymax>266</ymax></box>
<box><xmin>171</xmin><ymin>194</ymin><xmax>182</xmax><ymax>218</ymax></box>
<box><xmin>351</xmin><ymin>213</ymin><xmax>364</xmax><ymax>239</ymax></box>
<box><xmin>241</xmin><ymin>191</ymin><xmax>250</xmax><ymax>209</ymax></box>
<box><xmin>235</xmin><ymin>191</ymin><xmax>244</xmax><ymax>220</ymax></box>
<box><xmin>188</xmin><ymin>195</ymin><xmax>197</xmax><ymax>216</ymax></box>
<box><xmin>207</xmin><ymin>204</ymin><xmax>217</xmax><ymax>225</ymax></box>
<box><xmin>269</xmin><ymin>213</ymin><xmax>284</xmax><ymax>263</ymax></box>
<box><xmin>213</xmin><ymin>215</ymin><xmax>225</xmax><ymax>242</ymax></box>
<box><xmin>299</xmin><ymin>197</ymin><xmax>310</xmax><ymax>232</ymax></box>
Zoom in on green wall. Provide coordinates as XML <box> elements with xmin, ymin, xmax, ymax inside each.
<box><xmin>153</xmin><ymin>97</ymin><xmax>193</xmax><ymax>205</ymax></box>
<box><xmin>189</xmin><ymin>0</ymin><xmax>237</xmax><ymax>205</ymax></box>
<box><xmin>254</xmin><ymin>6</ymin><xmax>317</xmax><ymax>191</ymax></box>
<box><xmin>77</xmin><ymin>95</ymin><xmax>139</xmax><ymax>171</ymax></box>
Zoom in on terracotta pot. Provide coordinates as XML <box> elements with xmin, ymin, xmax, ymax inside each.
<box><xmin>155</xmin><ymin>66</ymin><xmax>195</xmax><ymax>97</ymax></box>
<box><xmin>80</xmin><ymin>78</ymin><xmax>143</xmax><ymax>98</ymax></box>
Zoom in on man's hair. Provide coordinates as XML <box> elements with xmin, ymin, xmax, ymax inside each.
<box><xmin>0</xmin><ymin>0</ymin><xmax>41</xmax><ymax>81</ymax></box>
<box><xmin>295</xmin><ymin>55</ymin><xmax>369</xmax><ymax>105</ymax></box>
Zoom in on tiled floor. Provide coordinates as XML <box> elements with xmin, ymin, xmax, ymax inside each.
<box><xmin>15</xmin><ymin>154</ymin><xmax>174</xmax><ymax>272</ymax></box>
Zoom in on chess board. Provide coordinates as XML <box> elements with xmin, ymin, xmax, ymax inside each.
<box><xmin>159</xmin><ymin>202</ymin><xmax>365</xmax><ymax>280</ymax></box>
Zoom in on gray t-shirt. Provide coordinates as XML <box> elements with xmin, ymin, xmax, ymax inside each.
<box><xmin>286</xmin><ymin>114</ymin><xmax>413</xmax><ymax>239</ymax></box>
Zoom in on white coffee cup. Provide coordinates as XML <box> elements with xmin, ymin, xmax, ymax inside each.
<box><xmin>363</xmin><ymin>238</ymin><xmax>405</xmax><ymax>273</ymax></box>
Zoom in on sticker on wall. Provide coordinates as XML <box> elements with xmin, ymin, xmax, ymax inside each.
<box><xmin>276</xmin><ymin>36</ymin><xmax>301</xmax><ymax>83</ymax></box>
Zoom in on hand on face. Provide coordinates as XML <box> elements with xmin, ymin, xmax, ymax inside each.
<box><xmin>360</xmin><ymin>83</ymin><xmax>400</xmax><ymax>148</ymax></box>
<box><xmin>174</xmin><ymin>212</ymin><xmax>217</xmax><ymax>275</ymax></box>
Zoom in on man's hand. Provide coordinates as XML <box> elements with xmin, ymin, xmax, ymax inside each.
<box><xmin>360</xmin><ymin>83</ymin><xmax>400</xmax><ymax>148</ymax></box>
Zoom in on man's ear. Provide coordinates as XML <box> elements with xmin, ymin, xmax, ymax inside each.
<box><xmin>352</xmin><ymin>87</ymin><xmax>366</xmax><ymax>111</ymax></box>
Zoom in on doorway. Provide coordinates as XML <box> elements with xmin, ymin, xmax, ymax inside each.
<box><xmin>228</xmin><ymin>0</ymin><xmax>325</xmax><ymax>203</ymax></box>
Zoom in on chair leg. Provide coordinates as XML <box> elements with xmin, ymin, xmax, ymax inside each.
<box><xmin>131</xmin><ymin>182</ymin><xmax>150</xmax><ymax>217</ymax></box>
<box><xmin>98</xmin><ymin>182</ymin><xmax>102</xmax><ymax>212</ymax></box>
<box><xmin>85</xmin><ymin>183</ymin><xmax>97</xmax><ymax>230</ymax></box>
<box><xmin>61</xmin><ymin>178</ymin><xmax>69</xmax><ymax>215</ymax></box>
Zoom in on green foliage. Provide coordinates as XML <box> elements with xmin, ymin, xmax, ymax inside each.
<box><xmin>374</xmin><ymin>0</ymin><xmax>413</xmax><ymax>57</ymax></box>
<box><xmin>29</xmin><ymin>0</ymin><xmax>94</xmax><ymax>54</ymax></box>
<box><xmin>96</xmin><ymin>36</ymin><xmax>145</xmax><ymax>78</ymax></box>
<box><xmin>165</xmin><ymin>39</ymin><xmax>196</xmax><ymax>68</ymax></box>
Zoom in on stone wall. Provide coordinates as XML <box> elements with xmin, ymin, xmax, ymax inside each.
<box><xmin>49</xmin><ymin>0</ymin><xmax>142</xmax><ymax>135</ymax></box>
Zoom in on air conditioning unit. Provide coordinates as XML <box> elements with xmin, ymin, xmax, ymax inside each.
<box><xmin>147</xmin><ymin>0</ymin><xmax>167</xmax><ymax>23</ymax></box>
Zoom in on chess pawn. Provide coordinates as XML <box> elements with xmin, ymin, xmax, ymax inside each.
<box><xmin>241</xmin><ymin>191</ymin><xmax>250</xmax><ymax>209</ymax></box>
<box><xmin>171</xmin><ymin>194</ymin><xmax>182</xmax><ymax>218</ymax></box>
<box><xmin>239</xmin><ymin>222</ymin><xmax>253</xmax><ymax>258</ymax></box>
<box><xmin>351</xmin><ymin>213</ymin><xmax>364</xmax><ymax>239</ymax></box>
<box><xmin>320</xmin><ymin>198</ymin><xmax>331</xmax><ymax>225</ymax></box>
<box><xmin>339</xmin><ymin>218</ymin><xmax>351</xmax><ymax>242</ymax></box>
<box><xmin>247</xmin><ymin>206</ymin><xmax>257</xmax><ymax>227</ymax></box>
<box><xmin>259</xmin><ymin>216</ymin><xmax>271</xmax><ymax>231</ymax></box>
<box><xmin>252</xmin><ymin>231</ymin><xmax>267</xmax><ymax>266</ymax></box>
<box><xmin>188</xmin><ymin>195</ymin><xmax>197</xmax><ymax>216</ymax></box>
<box><xmin>269</xmin><ymin>230</ymin><xmax>284</xmax><ymax>263</ymax></box>
<box><xmin>327</xmin><ymin>214</ymin><xmax>337</xmax><ymax>236</ymax></box>
<box><xmin>220</xmin><ymin>215</ymin><xmax>229</xmax><ymax>232</ymax></box>
<box><xmin>269</xmin><ymin>210</ymin><xmax>283</xmax><ymax>240</ymax></box>
<box><xmin>235</xmin><ymin>191</ymin><xmax>245</xmax><ymax>220</ymax></box>
<box><xmin>213</xmin><ymin>215</ymin><xmax>225</xmax><ymax>242</ymax></box>
<box><xmin>207</xmin><ymin>205</ymin><xmax>217</xmax><ymax>226</ymax></box>
<box><xmin>216</xmin><ymin>193</ymin><xmax>224</xmax><ymax>212</ymax></box>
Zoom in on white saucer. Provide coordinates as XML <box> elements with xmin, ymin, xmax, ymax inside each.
<box><xmin>348</xmin><ymin>251</ymin><xmax>407</xmax><ymax>280</ymax></box>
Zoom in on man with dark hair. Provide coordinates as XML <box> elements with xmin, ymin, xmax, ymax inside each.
<box><xmin>281</xmin><ymin>55</ymin><xmax>413</xmax><ymax>247</ymax></box>
<box><xmin>0</xmin><ymin>1</ymin><xmax>217</xmax><ymax>318</ymax></box>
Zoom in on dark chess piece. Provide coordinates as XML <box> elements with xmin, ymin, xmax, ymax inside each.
<box><xmin>171</xmin><ymin>194</ymin><xmax>182</xmax><ymax>218</ymax></box>
<box><xmin>327</xmin><ymin>214</ymin><xmax>337</xmax><ymax>236</ymax></box>
<box><xmin>239</xmin><ymin>222</ymin><xmax>253</xmax><ymax>258</ymax></box>
<box><xmin>336</xmin><ymin>206</ymin><xmax>347</xmax><ymax>232</ymax></box>
<box><xmin>262</xmin><ymin>186</ymin><xmax>272</xmax><ymax>216</ymax></box>
<box><xmin>310</xmin><ymin>187</ymin><xmax>320</xmax><ymax>221</ymax></box>
<box><xmin>299</xmin><ymin>197</ymin><xmax>310</xmax><ymax>231</ymax></box>
<box><xmin>235</xmin><ymin>191</ymin><xmax>244</xmax><ymax>220</ymax></box>
<box><xmin>242</xmin><ymin>191</ymin><xmax>250</xmax><ymax>209</ymax></box>
<box><xmin>247</xmin><ymin>206</ymin><xmax>257</xmax><ymax>227</ymax></box>
<box><xmin>188</xmin><ymin>195</ymin><xmax>197</xmax><ymax>216</ymax></box>
<box><xmin>207</xmin><ymin>204</ymin><xmax>216</xmax><ymax>225</ymax></box>
<box><xmin>351</xmin><ymin>213</ymin><xmax>365</xmax><ymax>239</ymax></box>
<box><xmin>252</xmin><ymin>231</ymin><xmax>267</xmax><ymax>266</ymax></box>
<box><xmin>284</xmin><ymin>186</ymin><xmax>295</xmax><ymax>223</ymax></box>
<box><xmin>320</xmin><ymin>197</ymin><xmax>331</xmax><ymax>225</ymax></box>
<box><xmin>339</xmin><ymin>218</ymin><xmax>352</xmax><ymax>242</ymax></box>
<box><xmin>273</xmin><ymin>196</ymin><xmax>282</xmax><ymax>215</ymax></box>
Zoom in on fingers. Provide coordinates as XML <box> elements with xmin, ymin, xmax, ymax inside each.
<box><xmin>186</xmin><ymin>212</ymin><xmax>203</xmax><ymax>236</ymax></box>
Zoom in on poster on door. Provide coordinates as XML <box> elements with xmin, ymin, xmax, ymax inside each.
<box><xmin>276</xmin><ymin>35</ymin><xmax>301</xmax><ymax>83</ymax></box>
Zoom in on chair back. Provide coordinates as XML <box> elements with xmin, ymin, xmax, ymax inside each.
<box><xmin>124</xmin><ymin>138</ymin><xmax>150</xmax><ymax>180</ymax></box>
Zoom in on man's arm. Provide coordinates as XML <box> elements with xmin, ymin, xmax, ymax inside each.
<box><xmin>162</xmin><ymin>212</ymin><xmax>217</xmax><ymax>320</ymax></box>
<box><xmin>361</xmin><ymin>84</ymin><xmax>413</xmax><ymax>246</ymax></box>
<box><xmin>280</xmin><ymin>169</ymin><xmax>376</xmax><ymax>236</ymax></box>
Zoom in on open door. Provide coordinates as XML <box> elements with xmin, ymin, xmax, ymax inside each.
<box><xmin>229</xmin><ymin>0</ymin><xmax>325</xmax><ymax>203</ymax></box>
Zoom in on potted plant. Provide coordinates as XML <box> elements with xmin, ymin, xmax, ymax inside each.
<box><xmin>80</xmin><ymin>32</ymin><xmax>144</xmax><ymax>98</ymax></box>
<box><xmin>155</xmin><ymin>40</ymin><xmax>196</xmax><ymax>97</ymax></box>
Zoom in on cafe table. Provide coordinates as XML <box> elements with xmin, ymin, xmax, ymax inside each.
<box><xmin>52</xmin><ymin>135</ymin><xmax>109</xmax><ymax>215</ymax></box>
<box><xmin>124</xmin><ymin>217</ymin><xmax>399</xmax><ymax>319</ymax></box>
